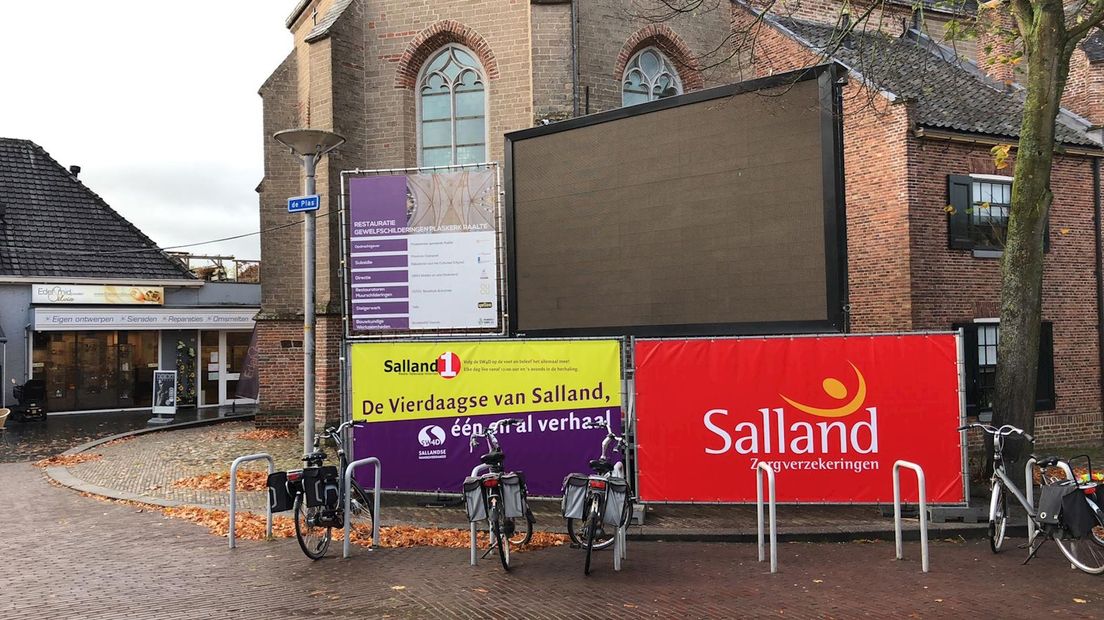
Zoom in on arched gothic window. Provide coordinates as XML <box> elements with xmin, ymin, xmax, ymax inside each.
<box><xmin>417</xmin><ymin>44</ymin><xmax>487</xmax><ymax>166</ymax></box>
<box><xmin>621</xmin><ymin>47</ymin><xmax>683</xmax><ymax>106</ymax></box>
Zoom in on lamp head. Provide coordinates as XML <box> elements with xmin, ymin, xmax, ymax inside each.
<box><xmin>272</xmin><ymin>128</ymin><xmax>346</xmax><ymax>157</ymax></box>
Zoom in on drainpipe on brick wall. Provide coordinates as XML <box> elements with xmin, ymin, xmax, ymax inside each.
<box><xmin>1095</xmin><ymin>159</ymin><xmax>1104</xmax><ymax>431</ymax></box>
<box><xmin>571</xmin><ymin>0</ymin><xmax>579</xmax><ymax>117</ymax></box>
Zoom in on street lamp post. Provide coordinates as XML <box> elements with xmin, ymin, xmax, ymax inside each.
<box><xmin>273</xmin><ymin>128</ymin><xmax>346</xmax><ymax>456</ymax></box>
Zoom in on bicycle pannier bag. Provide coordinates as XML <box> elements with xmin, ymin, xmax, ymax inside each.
<box><xmin>302</xmin><ymin>466</ymin><xmax>340</xmax><ymax>508</ymax></box>
<box><xmin>266</xmin><ymin>471</ymin><xmax>295</xmax><ymax>513</ymax></box>
<box><xmin>1038</xmin><ymin>481</ymin><xmax>1078</xmax><ymax>526</ymax></box>
<box><xmin>1062</xmin><ymin>487</ymin><xmax>1099</xmax><ymax>538</ymax></box>
<box><xmin>500</xmin><ymin>473</ymin><xmax>526</xmax><ymax>519</ymax></box>
<box><xmin>561</xmin><ymin>474</ymin><xmax>589</xmax><ymax>520</ymax></box>
<box><xmin>603</xmin><ymin>477</ymin><xmax>630</xmax><ymax>527</ymax></box>
<box><xmin>463</xmin><ymin>476</ymin><xmax>487</xmax><ymax>522</ymax></box>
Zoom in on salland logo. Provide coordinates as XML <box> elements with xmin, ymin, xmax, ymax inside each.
<box><xmin>703</xmin><ymin>362</ymin><xmax>879</xmax><ymax>460</ymax></box>
<box><xmin>417</xmin><ymin>424</ymin><xmax>447</xmax><ymax>460</ymax></box>
<box><xmin>381</xmin><ymin>351</ymin><xmax>461</xmax><ymax>378</ymax></box>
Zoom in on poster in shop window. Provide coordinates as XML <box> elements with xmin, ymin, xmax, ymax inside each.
<box><xmin>346</xmin><ymin>169</ymin><xmax>500</xmax><ymax>334</ymax></box>
<box><xmin>152</xmin><ymin>370</ymin><xmax>177</xmax><ymax>415</ymax></box>
<box><xmin>633</xmin><ymin>334</ymin><xmax>965</xmax><ymax>504</ymax></box>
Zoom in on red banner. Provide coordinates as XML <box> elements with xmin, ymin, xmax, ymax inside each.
<box><xmin>634</xmin><ymin>335</ymin><xmax>964</xmax><ymax>503</ymax></box>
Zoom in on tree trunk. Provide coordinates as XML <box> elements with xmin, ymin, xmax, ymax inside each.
<box><xmin>991</xmin><ymin>1</ymin><xmax>1070</xmax><ymax>443</ymax></box>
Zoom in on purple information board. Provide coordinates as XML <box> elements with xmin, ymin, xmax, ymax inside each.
<box><xmin>351</xmin><ymin>408</ymin><xmax>622</xmax><ymax>497</ymax></box>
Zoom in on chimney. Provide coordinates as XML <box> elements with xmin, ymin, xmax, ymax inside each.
<box><xmin>69</xmin><ymin>165</ymin><xmax>81</xmax><ymax>178</ymax></box>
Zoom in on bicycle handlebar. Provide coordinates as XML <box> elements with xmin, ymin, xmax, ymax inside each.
<box><xmin>958</xmin><ymin>423</ymin><xmax>1034</xmax><ymax>444</ymax></box>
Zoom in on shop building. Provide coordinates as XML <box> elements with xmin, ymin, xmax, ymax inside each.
<box><xmin>0</xmin><ymin>138</ymin><xmax>260</xmax><ymax>413</ymax></box>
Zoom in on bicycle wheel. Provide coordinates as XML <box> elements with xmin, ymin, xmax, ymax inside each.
<box><xmin>989</xmin><ymin>483</ymin><xmax>1008</xmax><ymax>553</ymax></box>
<box><xmin>506</xmin><ymin>507</ymin><xmax>534</xmax><ymax>546</ymax></box>
<box><xmin>489</xmin><ymin>498</ymin><xmax>510</xmax><ymax>571</ymax></box>
<box><xmin>347</xmin><ymin>481</ymin><xmax>375</xmax><ymax>544</ymax></box>
<box><xmin>294</xmin><ymin>494</ymin><xmax>332</xmax><ymax>560</ymax></box>
<box><xmin>568</xmin><ymin>500</ymin><xmax>616</xmax><ymax>550</ymax></box>
<box><xmin>584</xmin><ymin>497</ymin><xmax>601</xmax><ymax>576</ymax></box>
<box><xmin>1054</xmin><ymin>533</ymin><xmax>1104</xmax><ymax>574</ymax></box>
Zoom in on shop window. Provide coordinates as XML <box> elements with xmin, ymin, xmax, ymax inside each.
<box><xmin>955</xmin><ymin>321</ymin><xmax>1055</xmax><ymax>417</ymax></box>
<box><xmin>622</xmin><ymin>47</ymin><xmax>683</xmax><ymax>107</ymax></box>
<box><xmin>417</xmin><ymin>44</ymin><xmax>487</xmax><ymax>166</ymax></box>
<box><xmin>947</xmin><ymin>175</ymin><xmax>1049</xmax><ymax>253</ymax></box>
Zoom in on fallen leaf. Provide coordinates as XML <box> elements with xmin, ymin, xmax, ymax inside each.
<box><xmin>935</xmin><ymin>599</ymin><xmax>944</xmax><ymax>603</ymax></box>
<box><xmin>813</xmin><ymin>579</ymin><xmax>823</xmax><ymax>583</ymax></box>
<box><xmin>391</xmin><ymin>586</ymin><xmax>406</xmax><ymax>591</ymax></box>
<box><xmin>34</xmin><ymin>453</ymin><xmax>102</xmax><ymax>468</ymax></box>
<box><xmin>1074</xmin><ymin>598</ymin><xmax>1087</xmax><ymax>604</ymax></box>
<box><xmin>473</xmin><ymin>588</ymin><xmax>489</xmax><ymax>594</ymax></box>
<box><xmin>624</xmin><ymin>604</ymin><xmax>639</xmax><ymax>609</ymax></box>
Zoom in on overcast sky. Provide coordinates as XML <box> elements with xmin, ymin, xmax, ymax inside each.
<box><xmin>0</xmin><ymin>1</ymin><xmax>295</xmax><ymax>261</ymax></box>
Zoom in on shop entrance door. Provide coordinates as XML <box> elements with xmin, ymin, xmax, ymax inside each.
<box><xmin>199</xmin><ymin>330</ymin><xmax>256</xmax><ymax>407</ymax></box>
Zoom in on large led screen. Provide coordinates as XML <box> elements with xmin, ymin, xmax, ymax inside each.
<box><xmin>506</xmin><ymin>65</ymin><xmax>845</xmax><ymax>336</ymax></box>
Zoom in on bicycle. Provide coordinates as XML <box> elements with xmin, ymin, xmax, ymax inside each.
<box><xmin>961</xmin><ymin>423</ymin><xmax>1104</xmax><ymax>574</ymax></box>
<box><xmin>562</xmin><ymin>419</ymin><xmax>632</xmax><ymax>575</ymax></box>
<box><xmin>282</xmin><ymin>420</ymin><xmax>375</xmax><ymax>560</ymax></box>
<box><xmin>465</xmin><ymin>418</ymin><xmax>535</xmax><ymax>571</ymax></box>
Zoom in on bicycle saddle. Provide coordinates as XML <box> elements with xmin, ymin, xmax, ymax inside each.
<box><xmin>481</xmin><ymin>451</ymin><xmax>505</xmax><ymax>467</ymax></box>
<box><xmin>589</xmin><ymin>458</ymin><xmax>614</xmax><ymax>475</ymax></box>
<box><xmin>1033</xmin><ymin>455</ymin><xmax>1060</xmax><ymax>468</ymax></box>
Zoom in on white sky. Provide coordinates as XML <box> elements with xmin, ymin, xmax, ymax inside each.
<box><xmin>0</xmin><ymin>1</ymin><xmax>296</xmax><ymax>261</ymax></box>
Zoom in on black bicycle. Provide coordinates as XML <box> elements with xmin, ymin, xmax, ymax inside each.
<box><xmin>278</xmin><ymin>420</ymin><xmax>375</xmax><ymax>560</ymax></box>
<box><xmin>562</xmin><ymin>419</ymin><xmax>632</xmax><ymax>575</ymax></box>
<box><xmin>465</xmin><ymin>419</ymin><xmax>535</xmax><ymax>570</ymax></box>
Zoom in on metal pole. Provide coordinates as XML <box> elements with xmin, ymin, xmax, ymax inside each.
<box><xmin>228</xmin><ymin>453</ymin><xmax>274</xmax><ymax>550</ymax></box>
<box><xmin>343</xmin><ymin>457</ymin><xmax>381</xmax><ymax>559</ymax></box>
<box><xmin>755</xmin><ymin>462</ymin><xmax>777</xmax><ymax>573</ymax></box>
<box><xmin>303</xmin><ymin>153</ymin><xmax>317</xmax><ymax>457</ymax></box>
<box><xmin>893</xmin><ymin>460</ymin><xmax>929</xmax><ymax>573</ymax></box>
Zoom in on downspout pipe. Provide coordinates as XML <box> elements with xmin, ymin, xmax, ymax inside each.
<box><xmin>571</xmin><ymin>0</ymin><xmax>579</xmax><ymax>117</ymax></box>
<box><xmin>1095</xmin><ymin>159</ymin><xmax>1103</xmax><ymax>435</ymax></box>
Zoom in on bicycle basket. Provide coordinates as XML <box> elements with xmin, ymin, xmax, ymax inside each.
<box><xmin>266</xmin><ymin>471</ymin><xmax>295</xmax><ymax>513</ymax></box>
<box><xmin>462</xmin><ymin>476</ymin><xmax>488</xmax><ymax>522</ymax></box>
<box><xmin>602</xmin><ymin>478</ymin><xmax>630</xmax><ymax>527</ymax></box>
<box><xmin>302</xmin><ymin>466</ymin><xmax>340</xmax><ymax>508</ymax></box>
<box><xmin>561</xmin><ymin>474</ymin><xmax>589</xmax><ymax>520</ymax></box>
<box><xmin>500</xmin><ymin>472</ymin><xmax>526</xmax><ymax>519</ymax></box>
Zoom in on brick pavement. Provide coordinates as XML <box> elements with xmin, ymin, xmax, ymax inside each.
<box><xmin>3</xmin><ymin>461</ymin><xmax>1102</xmax><ymax>619</ymax></box>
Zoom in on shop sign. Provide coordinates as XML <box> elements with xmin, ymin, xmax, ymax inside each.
<box><xmin>32</xmin><ymin>284</ymin><xmax>164</xmax><ymax>305</ymax></box>
<box><xmin>34</xmin><ymin>307</ymin><xmax>257</xmax><ymax>331</ymax></box>
<box><xmin>633</xmin><ymin>334</ymin><xmax>964</xmax><ymax>504</ymax></box>
<box><xmin>349</xmin><ymin>339</ymin><xmax>621</xmax><ymax>496</ymax></box>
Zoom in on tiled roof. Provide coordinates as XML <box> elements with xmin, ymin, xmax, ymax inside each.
<box><xmin>1082</xmin><ymin>31</ymin><xmax>1104</xmax><ymax>63</ymax></box>
<box><xmin>305</xmin><ymin>0</ymin><xmax>354</xmax><ymax>43</ymax></box>
<box><xmin>0</xmin><ymin>139</ymin><xmax>196</xmax><ymax>280</ymax></box>
<box><xmin>773</xmin><ymin>18</ymin><xmax>1100</xmax><ymax>147</ymax></box>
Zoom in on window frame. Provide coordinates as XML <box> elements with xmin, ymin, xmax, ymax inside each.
<box><xmin>415</xmin><ymin>43</ymin><xmax>490</xmax><ymax>167</ymax></box>
<box><xmin>954</xmin><ymin>320</ymin><xmax>1056</xmax><ymax>419</ymax></box>
<box><xmin>946</xmin><ymin>173</ymin><xmax>1050</xmax><ymax>254</ymax></box>
<box><xmin>621</xmin><ymin>46</ymin><xmax>684</xmax><ymax>107</ymax></box>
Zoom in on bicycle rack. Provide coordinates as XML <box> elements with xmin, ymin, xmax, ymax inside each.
<box><xmin>343</xmin><ymin>457</ymin><xmax>382</xmax><ymax>559</ymax></box>
<box><xmin>892</xmin><ymin>460</ymin><xmax>928</xmax><ymax>573</ymax></box>
<box><xmin>1025</xmin><ymin>457</ymin><xmax>1076</xmax><ymax>549</ymax></box>
<box><xmin>228</xmin><ymin>453</ymin><xmax>275</xmax><ymax>550</ymax></box>
<box><xmin>755</xmin><ymin>462</ymin><xmax>778</xmax><ymax>573</ymax></box>
<box><xmin>469</xmin><ymin>463</ymin><xmax>491</xmax><ymax>566</ymax></box>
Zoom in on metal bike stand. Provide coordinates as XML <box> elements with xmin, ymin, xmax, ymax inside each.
<box><xmin>755</xmin><ymin>462</ymin><xmax>778</xmax><ymax>573</ymax></box>
<box><xmin>343</xmin><ymin>457</ymin><xmax>382</xmax><ymax>559</ymax></box>
<box><xmin>469</xmin><ymin>463</ymin><xmax>491</xmax><ymax>566</ymax></box>
<box><xmin>228</xmin><ymin>453</ymin><xmax>275</xmax><ymax>550</ymax></box>
<box><xmin>892</xmin><ymin>460</ymin><xmax>928</xmax><ymax>573</ymax></box>
<box><xmin>613</xmin><ymin>524</ymin><xmax>627</xmax><ymax>571</ymax></box>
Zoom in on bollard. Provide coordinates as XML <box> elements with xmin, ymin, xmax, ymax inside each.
<box><xmin>892</xmin><ymin>460</ymin><xmax>928</xmax><ymax>573</ymax></box>
<box><xmin>755</xmin><ymin>462</ymin><xmax>777</xmax><ymax>573</ymax></box>
<box><xmin>343</xmin><ymin>457</ymin><xmax>382</xmax><ymax>559</ymax></box>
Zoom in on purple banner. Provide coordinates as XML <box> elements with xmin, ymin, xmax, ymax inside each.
<box><xmin>352</xmin><ymin>286</ymin><xmax>408</xmax><ymax>300</ymax></box>
<box><xmin>351</xmin><ymin>255</ymin><xmax>408</xmax><ymax>269</ymax></box>
<box><xmin>354</xmin><ymin>317</ymin><xmax>409</xmax><ymax>330</ymax></box>
<box><xmin>353</xmin><ymin>301</ymin><xmax>410</xmax><ymax>315</ymax></box>
<box><xmin>352</xmin><ymin>238</ymin><xmax>408</xmax><ymax>253</ymax></box>
<box><xmin>351</xmin><ymin>408</ymin><xmax>623</xmax><ymax>496</ymax></box>
<box><xmin>352</xmin><ymin>271</ymin><xmax>408</xmax><ymax>284</ymax></box>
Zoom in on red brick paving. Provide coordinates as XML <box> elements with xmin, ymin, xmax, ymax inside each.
<box><xmin>3</xmin><ymin>462</ymin><xmax>1102</xmax><ymax>619</ymax></box>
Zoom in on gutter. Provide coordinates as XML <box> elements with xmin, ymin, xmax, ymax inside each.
<box><xmin>913</xmin><ymin>127</ymin><xmax>1104</xmax><ymax>158</ymax></box>
<box><xmin>0</xmin><ymin>276</ymin><xmax>204</xmax><ymax>287</ymax></box>
<box><xmin>571</xmin><ymin>0</ymin><xmax>579</xmax><ymax>117</ymax></box>
<box><xmin>1096</xmin><ymin>160</ymin><xmax>1104</xmax><ymax>436</ymax></box>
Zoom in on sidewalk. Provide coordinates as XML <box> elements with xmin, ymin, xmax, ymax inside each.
<box><xmin>45</xmin><ymin>418</ymin><xmax>989</xmax><ymax>541</ymax></box>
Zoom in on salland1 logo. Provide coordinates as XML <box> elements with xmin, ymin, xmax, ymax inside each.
<box><xmin>417</xmin><ymin>424</ymin><xmax>447</xmax><ymax>460</ymax></box>
<box><xmin>703</xmin><ymin>362</ymin><xmax>880</xmax><ymax>470</ymax></box>
<box><xmin>381</xmin><ymin>351</ymin><xmax>461</xmax><ymax>379</ymax></box>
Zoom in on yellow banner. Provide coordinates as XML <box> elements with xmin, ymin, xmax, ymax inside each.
<box><xmin>350</xmin><ymin>340</ymin><xmax>622</xmax><ymax>422</ymax></box>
